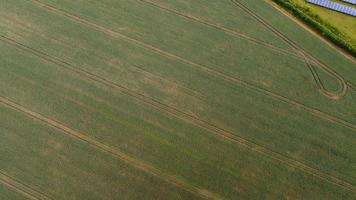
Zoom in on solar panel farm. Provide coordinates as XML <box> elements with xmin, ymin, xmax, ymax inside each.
<box><xmin>0</xmin><ymin>0</ymin><xmax>356</xmax><ymax>199</ymax></box>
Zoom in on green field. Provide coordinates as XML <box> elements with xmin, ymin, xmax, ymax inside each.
<box><xmin>0</xmin><ymin>0</ymin><xmax>356</xmax><ymax>199</ymax></box>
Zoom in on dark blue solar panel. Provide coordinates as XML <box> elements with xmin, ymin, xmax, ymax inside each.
<box><xmin>307</xmin><ymin>0</ymin><xmax>356</xmax><ymax>16</ymax></box>
<box><xmin>342</xmin><ymin>0</ymin><xmax>356</xmax><ymax>6</ymax></box>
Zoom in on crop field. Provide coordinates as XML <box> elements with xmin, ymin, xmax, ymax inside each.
<box><xmin>0</xmin><ymin>0</ymin><xmax>356</xmax><ymax>199</ymax></box>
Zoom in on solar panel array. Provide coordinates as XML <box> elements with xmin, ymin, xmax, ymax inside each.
<box><xmin>341</xmin><ymin>0</ymin><xmax>356</xmax><ymax>6</ymax></box>
<box><xmin>307</xmin><ymin>0</ymin><xmax>356</xmax><ymax>16</ymax></box>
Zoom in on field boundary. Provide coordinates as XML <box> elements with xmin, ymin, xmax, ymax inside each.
<box><xmin>0</xmin><ymin>97</ymin><xmax>218</xmax><ymax>200</ymax></box>
<box><xmin>270</xmin><ymin>0</ymin><xmax>356</xmax><ymax>58</ymax></box>
<box><xmin>1</xmin><ymin>35</ymin><xmax>356</xmax><ymax>193</ymax></box>
<box><xmin>0</xmin><ymin>171</ymin><xmax>53</xmax><ymax>200</ymax></box>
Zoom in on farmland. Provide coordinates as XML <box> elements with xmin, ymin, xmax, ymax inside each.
<box><xmin>0</xmin><ymin>0</ymin><xmax>356</xmax><ymax>199</ymax></box>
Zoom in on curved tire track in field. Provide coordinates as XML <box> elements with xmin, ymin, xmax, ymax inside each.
<box><xmin>0</xmin><ymin>171</ymin><xmax>53</xmax><ymax>200</ymax></box>
<box><xmin>1</xmin><ymin>34</ymin><xmax>356</xmax><ymax>193</ymax></box>
<box><xmin>140</xmin><ymin>0</ymin><xmax>348</xmax><ymax>99</ymax></box>
<box><xmin>230</xmin><ymin>0</ymin><xmax>349</xmax><ymax>100</ymax></box>
<box><xmin>26</xmin><ymin>0</ymin><xmax>355</xmax><ymax>124</ymax></box>
<box><xmin>137</xmin><ymin>0</ymin><xmax>299</xmax><ymax>58</ymax></box>
<box><xmin>0</xmin><ymin>97</ymin><xmax>217</xmax><ymax>200</ymax></box>
<box><xmin>22</xmin><ymin>1</ymin><xmax>356</xmax><ymax>128</ymax></box>
<box><xmin>301</xmin><ymin>50</ymin><xmax>346</xmax><ymax>100</ymax></box>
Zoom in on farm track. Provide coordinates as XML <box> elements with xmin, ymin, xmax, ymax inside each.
<box><xmin>0</xmin><ymin>97</ymin><xmax>215</xmax><ymax>200</ymax></box>
<box><xmin>0</xmin><ymin>171</ymin><xmax>53</xmax><ymax>200</ymax></box>
<box><xmin>137</xmin><ymin>0</ymin><xmax>300</xmax><ymax>59</ymax></box>
<box><xmin>1</xmin><ymin>34</ymin><xmax>356</xmax><ymax>193</ymax></box>
<box><xmin>231</xmin><ymin>0</ymin><xmax>350</xmax><ymax>99</ymax></box>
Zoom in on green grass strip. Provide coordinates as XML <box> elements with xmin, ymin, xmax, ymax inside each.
<box><xmin>271</xmin><ymin>0</ymin><xmax>356</xmax><ymax>58</ymax></box>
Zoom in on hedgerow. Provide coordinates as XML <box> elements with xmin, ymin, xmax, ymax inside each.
<box><xmin>272</xmin><ymin>0</ymin><xmax>356</xmax><ymax>58</ymax></box>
